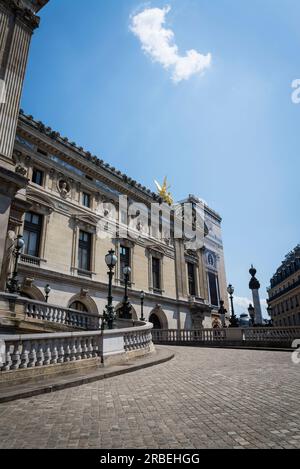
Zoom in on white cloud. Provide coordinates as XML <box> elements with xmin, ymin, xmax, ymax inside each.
<box><xmin>130</xmin><ymin>5</ymin><xmax>211</xmax><ymax>83</ymax></box>
<box><xmin>234</xmin><ymin>296</ymin><xmax>269</xmax><ymax>318</ymax></box>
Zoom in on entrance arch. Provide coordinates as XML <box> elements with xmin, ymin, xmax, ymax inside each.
<box><xmin>149</xmin><ymin>312</ymin><xmax>162</xmax><ymax>329</ymax></box>
<box><xmin>149</xmin><ymin>306</ymin><xmax>169</xmax><ymax>329</ymax></box>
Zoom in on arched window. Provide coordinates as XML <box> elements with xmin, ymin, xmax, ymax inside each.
<box><xmin>69</xmin><ymin>301</ymin><xmax>88</xmax><ymax>312</ymax></box>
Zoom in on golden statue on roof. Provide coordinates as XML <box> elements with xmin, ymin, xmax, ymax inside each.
<box><xmin>154</xmin><ymin>177</ymin><xmax>174</xmax><ymax>206</ymax></box>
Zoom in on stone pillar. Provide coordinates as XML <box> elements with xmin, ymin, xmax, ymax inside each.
<box><xmin>0</xmin><ymin>0</ymin><xmax>49</xmax><ymax>289</ymax></box>
<box><xmin>249</xmin><ymin>265</ymin><xmax>263</xmax><ymax>325</ymax></box>
<box><xmin>174</xmin><ymin>239</ymin><xmax>188</xmax><ymax>300</ymax></box>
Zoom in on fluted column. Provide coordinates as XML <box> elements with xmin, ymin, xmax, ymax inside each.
<box><xmin>0</xmin><ymin>0</ymin><xmax>49</xmax><ymax>290</ymax></box>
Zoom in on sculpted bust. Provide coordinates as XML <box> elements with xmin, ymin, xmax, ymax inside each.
<box><xmin>58</xmin><ymin>180</ymin><xmax>71</xmax><ymax>199</ymax></box>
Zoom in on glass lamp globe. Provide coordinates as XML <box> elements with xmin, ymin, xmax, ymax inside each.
<box><xmin>123</xmin><ymin>266</ymin><xmax>131</xmax><ymax>276</ymax></box>
<box><xmin>227</xmin><ymin>284</ymin><xmax>234</xmax><ymax>296</ymax></box>
<box><xmin>105</xmin><ymin>250</ymin><xmax>117</xmax><ymax>268</ymax></box>
<box><xmin>16</xmin><ymin>235</ymin><xmax>25</xmax><ymax>251</ymax></box>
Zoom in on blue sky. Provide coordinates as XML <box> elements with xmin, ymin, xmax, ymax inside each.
<box><xmin>22</xmin><ymin>0</ymin><xmax>300</xmax><ymax>317</ymax></box>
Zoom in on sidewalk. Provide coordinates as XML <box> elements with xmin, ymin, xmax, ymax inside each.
<box><xmin>0</xmin><ymin>346</ymin><xmax>174</xmax><ymax>403</ymax></box>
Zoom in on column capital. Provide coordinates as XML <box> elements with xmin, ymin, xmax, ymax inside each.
<box><xmin>1</xmin><ymin>0</ymin><xmax>49</xmax><ymax>31</ymax></box>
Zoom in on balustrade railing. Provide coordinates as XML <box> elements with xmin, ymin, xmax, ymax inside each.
<box><xmin>152</xmin><ymin>327</ymin><xmax>300</xmax><ymax>346</ymax></box>
<box><xmin>124</xmin><ymin>329</ymin><xmax>152</xmax><ymax>351</ymax></box>
<box><xmin>0</xmin><ymin>323</ymin><xmax>154</xmax><ymax>372</ymax></box>
<box><xmin>243</xmin><ymin>327</ymin><xmax>300</xmax><ymax>342</ymax></box>
<box><xmin>24</xmin><ymin>299</ymin><xmax>101</xmax><ymax>330</ymax></box>
<box><xmin>151</xmin><ymin>329</ymin><xmax>227</xmax><ymax>343</ymax></box>
<box><xmin>0</xmin><ymin>331</ymin><xmax>102</xmax><ymax>371</ymax></box>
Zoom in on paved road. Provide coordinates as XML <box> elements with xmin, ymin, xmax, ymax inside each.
<box><xmin>1</xmin><ymin>347</ymin><xmax>300</xmax><ymax>449</ymax></box>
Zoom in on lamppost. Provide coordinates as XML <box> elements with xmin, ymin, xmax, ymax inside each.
<box><xmin>140</xmin><ymin>290</ymin><xmax>145</xmax><ymax>321</ymax></box>
<box><xmin>218</xmin><ymin>300</ymin><xmax>227</xmax><ymax>328</ymax></box>
<box><xmin>6</xmin><ymin>235</ymin><xmax>25</xmax><ymax>294</ymax></box>
<box><xmin>103</xmin><ymin>249</ymin><xmax>117</xmax><ymax>330</ymax></box>
<box><xmin>227</xmin><ymin>284</ymin><xmax>234</xmax><ymax>315</ymax></box>
<box><xmin>44</xmin><ymin>284</ymin><xmax>51</xmax><ymax>303</ymax></box>
<box><xmin>120</xmin><ymin>266</ymin><xmax>132</xmax><ymax>320</ymax></box>
<box><xmin>248</xmin><ymin>304</ymin><xmax>255</xmax><ymax>326</ymax></box>
<box><xmin>227</xmin><ymin>284</ymin><xmax>239</xmax><ymax>327</ymax></box>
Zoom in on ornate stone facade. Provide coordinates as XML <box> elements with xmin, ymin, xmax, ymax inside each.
<box><xmin>8</xmin><ymin>111</ymin><xmax>230</xmax><ymax>329</ymax></box>
<box><xmin>268</xmin><ymin>245</ymin><xmax>300</xmax><ymax>327</ymax></box>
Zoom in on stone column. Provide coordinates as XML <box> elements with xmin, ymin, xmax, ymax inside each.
<box><xmin>249</xmin><ymin>265</ymin><xmax>263</xmax><ymax>325</ymax></box>
<box><xmin>0</xmin><ymin>0</ymin><xmax>49</xmax><ymax>289</ymax></box>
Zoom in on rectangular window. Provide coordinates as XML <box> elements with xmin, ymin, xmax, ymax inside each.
<box><xmin>32</xmin><ymin>168</ymin><xmax>44</xmax><ymax>186</ymax></box>
<box><xmin>152</xmin><ymin>257</ymin><xmax>161</xmax><ymax>291</ymax></box>
<box><xmin>82</xmin><ymin>192</ymin><xmax>91</xmax><ymax>208</ymax></box>
<box><xmin>187</xmin><ymin>262</ymin><xmax>196</xmax><ymax>297</ymax></box>
<box><xmin>23</xmin><ymin>212</ymin><xmax>43</xmax><ymax>258</ymax></box>
<box><xmin>78</xmin><ymin>230</ymin><xmax>91</xmax><ymax>272</ymax></box>
<box><xmin>120</xmin><ymin>245</ymin><xmax>130</xmax><ymax>281</ymax></box>
<box><xmin>208</xmin><ymin>272</ymin><xmax>219</xmax><ymax>307</ymax></box>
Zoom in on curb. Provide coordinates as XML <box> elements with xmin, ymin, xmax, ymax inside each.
<box><xmin>0</xmin><ymin>348</ymin><xmax>175</xmax><ymax>404</ymax></box>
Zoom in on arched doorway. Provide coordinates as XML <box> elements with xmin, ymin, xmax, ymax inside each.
<box><xmin>69</xmin><ymin>301</ymin><xmax>88</xmax><ymax>312</ymax></box>
<box><xmin>149</xmin><ymin>306</ymin><xmax>169</xmax><ymax>329</ymax></box>
<box><xmin>149</xmin><ymin>312</ymin><xmax>162</xmax><ymax>329</ymax></box>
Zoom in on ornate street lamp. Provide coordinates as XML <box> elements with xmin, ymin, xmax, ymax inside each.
<box><xmin>120</xmin><ymin>266</ymin><xmax>132</xmax><ymax>320</ymax></box>
<box><xmin>218</xmin><ymin>300</ymin><xmax>227</xmax><ymax>328</ymax></box>
<box><xmin>140</xmin><ymin>290</ymin><xmax>145</xmax><ymax>322</ymax></box>
<box><xmin>227</xmin><ymin>284</ymin><xmax>234</xmax><ymax>313</ymax></box>
<box><xmin>102</xmin><ymin>249</ymin><xmax>117</xmax><ymax>330</ymax></box>
<box><xmin>44</xmin><ymin>284</ymin><xmax>51</xmax><ymax>303</ymax></box>
<box><xmin>227</xmin><ymin>283</ymin><xmax>239</xmax><ymax>327</ymax></box>
<box><xmin>6</xmin><ymin>235</ymin><xmax>25</xmax><ymax>294</ymax></box>
<box><xmin>248</xmin><ymin>304</ymin><xmax>255</xmax><ymax>326</ymax></box>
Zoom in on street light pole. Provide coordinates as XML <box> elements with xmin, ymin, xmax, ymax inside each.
<box><xmin>227</xmin><ymin>284</ymin><xmax>235</xmax><ymax>317</ymax></box>
<box><xmin>103</xmin><ymin>249</ymin><xmax>118</xmax><ymax>330</ymax></box>
<box><xmin>140</xmin><ymin>290</ymin><xmax>145</xmax><ymax>321</ymax></box>
<box><xmin>227</xmin><ymin>284</ymin><xmax>238</xmax><ymax>328</ymax></box>
<box><xmin>120</xmin><ymin>266</ymin><xmax>132</xmax><ymax>320</ymax></box>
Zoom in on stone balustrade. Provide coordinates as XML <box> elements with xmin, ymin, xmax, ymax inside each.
<box><xmin>24</xmin><ymin>300</ymin><xmax>100</xmax><ymax>330</ymax></box>
<box><xmin>243</xmin><ymin>327</ymin><xmax>300</xmax><ymax>343</ymax></box>
<box><xmin>0</xmin><ymin>293</ymin><xmax>100</xmax><ymax>332</ymax></box>
<box><xmin>0</xmin><ymin>322</ymin><xmax>154</xmax><ymax>373</ymax></box>
<box><xmin>0</xmin><ymin>331</ymin><xmax>101</xmax><ymax>371</ymax></box>
<box><xmin>152</xmin><ymin>326</ymin><xmax>300</xmax><ymax>348</ymax></box>
<box><xmin>124</xmin><ymin>329</ymin><xmax>153</xmax><ymax>352</ymax></box>
<box><xmin>152</xmin><ymin>328</ymin><xmax>226</xmax><ymax>343</ymax></box>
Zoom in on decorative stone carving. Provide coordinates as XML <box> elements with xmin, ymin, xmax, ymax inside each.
<box><xmin>15</xmin><ymin>164</ymin><xmax>27</xmax><ymax>177</ymax></box>
<box><xmin>58</xmin><ymin>180</ymin><xmax>71</xmax><ymax>199</ymax></box>
<box><xmin>0</xmin><ymin>230</ymin><xmax>16</xmax><ymax>288</ymax></box>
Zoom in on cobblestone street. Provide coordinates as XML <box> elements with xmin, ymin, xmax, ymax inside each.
<box><xmin>0</xmin><ymin>347</ymin><xmax>300</xmax><ymax>449</ymax></box>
